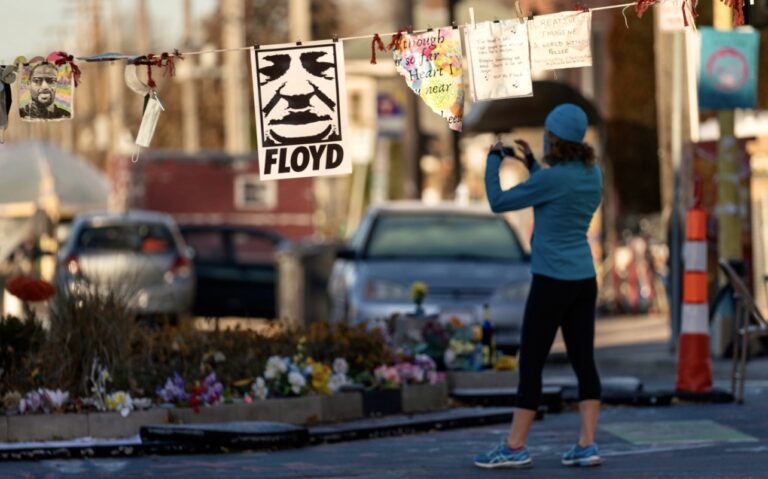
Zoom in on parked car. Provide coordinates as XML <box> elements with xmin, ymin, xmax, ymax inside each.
<box><xmin>328</xmin><ymin>201</ymin><xmax>531</xmax><ymax>352</ymax></box>
<box><xmin>55</xmin><ymin>210</ymin><xmax>195</xmax><ymax>321</ymax></box>
<box><xmin>179</xmin><ymin>225</ymin><xmax>287</xmax><ymax>319</ymax></box>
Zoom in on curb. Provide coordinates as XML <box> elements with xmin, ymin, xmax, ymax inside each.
<box><xmin>0</xmin><ymin>407</ymin><xmax>519</xmax><ymax>460</ymax></box>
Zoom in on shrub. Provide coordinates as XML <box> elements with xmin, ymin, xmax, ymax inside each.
<box><xmin>43</xmin><ymin>289</ymin><xmax>136</xmax><ymax>396</ymax></box>
<box><xmin>303</xmin><ymin>322</ymin><xmax>395</xmax><ymax>376</ymax></box>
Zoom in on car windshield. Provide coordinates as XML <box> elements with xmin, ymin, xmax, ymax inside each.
<box><xmin>364</xmin><ymin>213</ymin><xmax>525</xmax><ymax>261</ymax></box>
<box><xmin>76</xmin><ymin>222</ymin><xmax>176</xmax><ymax>254</ymax></box>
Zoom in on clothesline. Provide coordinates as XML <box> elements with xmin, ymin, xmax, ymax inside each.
<box><xmin>72</xmin><ymin>0</ymin><xmax>650</xmax><ymax>61</ymax></box>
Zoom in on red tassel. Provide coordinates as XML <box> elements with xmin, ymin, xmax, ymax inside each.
<box><xmin>52</xmin><ymin>51</ymin><xmax>81</xmax><ymax>87</ymax></box>
<box><xmin>634</xmin><ymin>0</ymin><xmax>659</xmax><ymax>18</ymax></box>
<box><xmin>370</xmin><ymin>33</ymin><xmax>386</xmax><ymax>64</ymax></box>
<box><xmin>574</xmin><ymin>2</ymin><xmax>589</xmax><ymax>12</ymax></box>
<box><xmin>722</xmin><ymin>0</ymin><xmax>745</xmax><ymax>25</ymax></box>
<box><xmin>132</xmin><ymin>50</ymin><xmax>183</xmax><ymax>88</ymax></box>
<box><xmin>386</xmin><ymin>27</ymin><xmax>407</xmax><ymax>51</ymax></box>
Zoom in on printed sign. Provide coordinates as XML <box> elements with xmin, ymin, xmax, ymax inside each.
<box><xmin>392</xmin><ymin>27</ymin><xmax>464</xmax><ymax>131</ymax></box>
<box><xmin>528</xmin><ymin>11</ymin><xmax>592</xmax><ymax>71</ymax></box>
<box><xmin>18</xmin><ymin>61</ymin><xmax>74</xmax><ymax>122</ymax></box>
<box><xmin>698</xmin><ymin>27</ymin><xmax>760</xmax><ymax>110</ymax></box>
<box><xmin>464</xmin><ymin>20</ymin><xmax>533</xmax><ymax>101</ymax></box>
<box><xmin>250</xmin><ymin>41</ymin><xmax>351</xmax><ymax>180</ymax></box>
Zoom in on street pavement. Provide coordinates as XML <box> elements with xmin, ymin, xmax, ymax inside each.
<box><xmin>3</xmin><ymin>314</ymin><xmax>768</xmax><ymax>478</ymax></box>
<box><xmin>2</xmin><ymin>392</ymin><xmax>767</xmax><ymax>478</ymax></box>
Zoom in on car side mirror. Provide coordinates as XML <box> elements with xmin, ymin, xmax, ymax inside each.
<box><xmin>336</xmin><ymin>246</ymin><xmax>357</xmax><ymax>260</ymax></box>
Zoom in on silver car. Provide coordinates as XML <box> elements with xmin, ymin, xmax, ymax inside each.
<box><xmin>328</xmin><ymin>202</ymin><xmax>531</xmax><ymax>351</ymax></box>
<box><xmin>55</xmin><ymin>210</ymin><xmax>195</xmax><ymax>320</ymax></box>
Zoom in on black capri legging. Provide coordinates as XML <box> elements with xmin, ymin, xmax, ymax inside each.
<box><xmin>516</xmin><ymin>273</ymin><xmax>601</xmax><ymax>411</ymax></box>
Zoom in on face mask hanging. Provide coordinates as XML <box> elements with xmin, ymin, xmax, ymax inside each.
<box><xmin>136</xmin><ymin>91</ymin><xmax>163</xmax><ymax>148</ymax></box>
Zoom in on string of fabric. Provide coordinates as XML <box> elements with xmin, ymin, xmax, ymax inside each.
<box><xmin>55</xmin><ymin>0</ymin><xmax>715</xmax><ymax>63</ymax></box>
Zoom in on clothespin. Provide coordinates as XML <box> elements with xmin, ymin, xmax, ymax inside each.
<box><xmin>451</xmin><ymin>20</ymin><xmax>458</xmax><ymax>30</ymax></box>
<box><xmin>469</xmin><ymin>7</ymin><xmax>476</xmax><ymax>29</ymax></box>
<box><xmin>332</xmin><ymin>34</ymin><xmax>339</xmax><ymax>43</ymax></box>
<box><xmin>515</xmin><ymin>1</ymin><xmax>525</xmax><ymax>23</ymax></box>
<box><xmin>407</xmin><ymin>25</ymin><xmax>414</xmax><ymax>34</ymax></box>
<box><xmin>296</xmin><ymin>39</ymin><xmax>303</xmax><ymax>46</ymax></box>
<box><xmin>427</xmin><ymin>25</ymin><xmax>434</xmax><ymax>32</ymax></box>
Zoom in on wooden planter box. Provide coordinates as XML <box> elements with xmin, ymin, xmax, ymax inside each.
<box><xmin>169</xmin><ymin>396</ymin><xmax>324</xmax><ymax>426</ymax></box>
<box><xmin>401</xmin><ymin>383</ymin><xmax>448</xmax><ymax>413</ymax></box>
<box><xmin>2</xmin><ymin>408</ymin><xmax>169</xmax><ymax>442</ymax></box>
<box><xmin>362</xmin><ymin>389</ymin><xmax>402</xmax><ymax>417</ymax></box>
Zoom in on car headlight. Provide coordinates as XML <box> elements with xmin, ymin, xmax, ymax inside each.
<box><xmin>498</xmin><ymin>282</ymin><xmax>530</xmax><ymax>301</ymax></box>
<box><xmin>363</xmin><ymin>278</ymin><xmax>409</xmax><ymax>301</ymax></box>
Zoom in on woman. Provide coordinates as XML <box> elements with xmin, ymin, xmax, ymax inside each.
<box><xmin>474</xmin><ymin>103</ymin><xmax>604</xmax><ymax>469</ymax></box>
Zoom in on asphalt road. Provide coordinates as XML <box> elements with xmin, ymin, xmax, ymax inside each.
<box><xmin>2</xmin><ymin>388</ymin><xmax>768</xmax><ymax>479</ymax></box>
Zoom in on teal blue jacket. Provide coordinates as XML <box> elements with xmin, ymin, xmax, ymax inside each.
<box><xmin>485</xmin><ymin>152</ymin><xmax>603</xmax><ymax>280</ymax></box>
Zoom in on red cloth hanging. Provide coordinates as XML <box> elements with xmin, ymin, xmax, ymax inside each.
<box><xmin>370</xmin><ymin>33</ymin><xmax>386</xmax><ymax>64</ymax></box>
<box><xmin>48</xmin><ymin>51</ymin><xmax>82</xmax><ymax>87</ymax></box>
<box><xmin>634</xmin><ymin>0</ymin><xmax>659</xmax><ymax>18</ymax></box>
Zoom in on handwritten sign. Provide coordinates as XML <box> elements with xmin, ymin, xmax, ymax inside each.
<box><xmin>392</xmin><ymin>27</ymin><xmax>465</xmax><ymax>132</ymax></box>
<box><xmin>528</xmin><ymin>11</ymin><xmax>592</xmax><ymax>71</ymax></box>
<box><xmin>464</xmin><ymin>20</ymin><xmax>533</xmax><ymax>101</ymax></box>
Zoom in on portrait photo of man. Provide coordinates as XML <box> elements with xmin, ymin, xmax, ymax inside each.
<box><xmin>20</xmin><ymin>62</ymin><xmax>72</xmax><ymax>121</ymax></box>
<box><xmin>255</xmin><ymin>44</ymin><xmax>342</xmax><ymax>147</ymax></box>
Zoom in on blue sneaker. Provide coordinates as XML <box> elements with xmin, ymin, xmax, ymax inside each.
<box><xmin>473</xmin><ymin>442</ymin><xmax>533</xmax><ymax>469</ymax></box>
<box><xmin>561</xmin><ymin>443</ymin><xmax>602</xmax><ymax>467</ymax></box>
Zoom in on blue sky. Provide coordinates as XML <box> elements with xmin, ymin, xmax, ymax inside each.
<box><xmin>1</xmin><ymin>0</ymin><xmax>217</xmax><ymax>63</ymax></box>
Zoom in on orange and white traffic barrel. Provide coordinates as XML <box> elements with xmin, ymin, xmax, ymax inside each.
<box><xmin>676</xmin><ymin>204</ymin><xmax>713</xmax><ymax>392</ymax></box>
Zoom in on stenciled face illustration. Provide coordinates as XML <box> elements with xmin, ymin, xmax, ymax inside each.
<box><xmin>29</xmin><ymin>63</ymin><xmax>58</xmax><ymax>107</ymax></box>
<box><xmin>258</xmin><ymin>46</ymin><xmax>340</xmax><ymax>146</ymax></box>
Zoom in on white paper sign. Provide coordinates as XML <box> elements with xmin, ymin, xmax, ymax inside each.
<box><xmin>528</xmin><ymin>11</ymin><xmax>592</xmax><ymax>71</ymax></box>
<box><xmin>464</xmin><ymin>20</ymin><xmax>533</xmax><ymax>101</ymax></box>
<box><xmin>656</xmin><ymin>1</ymin><xmax>687</xmax><ymax>32</ymax></box>
<box><xmin>250</xmin><ymin>41</ymin><xmax>351</xmax><ymax>181</ymax></box>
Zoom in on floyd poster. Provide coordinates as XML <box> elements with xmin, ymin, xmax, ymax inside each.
<box><xmin>698</xmin><ymin>27</ymin><xmax>759</xmax><ymax>110</ymax></box>
<box><xmin>464</xmin><ymin>20</ymin><xmax>533</xmax><ymax>101</ymax></box>
<box><xmin>19</xmin><ymin>61</ymin><xmax>74</xmax><ymax>122</ymax></box>
<box><xmin>392</xmin><ymin>27</ymin><xmax>464</xmax><ymax>132</ymax></box>
<box><xmin>528</xmin><ymin>11</ymin><xmax>592</xmax><ymax>71</ymax></box>
<box><xmin>250</xmin><ymin>40</ymin><xmax>351</xmax><ymax>181</ymax></box>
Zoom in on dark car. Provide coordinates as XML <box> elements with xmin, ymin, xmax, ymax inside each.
<box><xmin>179</xmin><ymin>225</ymin><xmax>287</xmax><ymax>319</ymax></box>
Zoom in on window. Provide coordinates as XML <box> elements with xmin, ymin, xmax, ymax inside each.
<box><xmin>234</xmin><ymin>175</ymin><xmax>277</xmax><ymax>210</ymax></box>
<box><xmin>365</xmin><ymin>213</ymin><xmax>525</xmax><ymax>262</ymax></box>
<box><xmin>183</xmin><ymin>231</ymin><xmax>226</xmax><ymax>263</ymax></box>
<box><xmin>77</xmin><ymin>223</ymin><xmax>176</xmax><ymax>254</ymax></box>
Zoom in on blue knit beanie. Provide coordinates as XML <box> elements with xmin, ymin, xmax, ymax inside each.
<box><xmin>544</xmin><ymin>103</ymin><xmax>588</xmax><ymax>143</ymax></box>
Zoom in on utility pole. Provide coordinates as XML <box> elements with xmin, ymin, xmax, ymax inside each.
<box><xmin>222</xmin><ymin>0</ymin><xmax>250</xmax><ymax>154</ymax></box>
<box><xmin>181</xmin><ymin>0</ymin><xmax>200</xmax><ymax>152</ymax></box>
<box><xmin>448</xmin><ymin>0</ymin><xmax>462</xmax><ymax>195</ymax></box>
<box><xmin>108</xmin><ymin>0</ymin><xmax>126</xmax><ymax>154</ymax></box>
<box><xmin>400</xmin><ymin>0</ymin><xmax>421</xmax><ymax>199</ymax></box>
<box><xmin>713</xmin><ymin>2</ymin><xmax>741</xmax><ymax>267</ymax></box>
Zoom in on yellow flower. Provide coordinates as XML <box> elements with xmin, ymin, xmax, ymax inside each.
<box><xmin>105</xmin><ymin>391</ymin><xmax>125</xmax><ymax>411</ymax></box>
<box><xmin>495</xmin><ymin>355</ymin><xmax>518</xmax><ymax>371</ymax></box>
<box><xmin>410</xmin><ymin>281</ymin><xmax>428</xmax><ymax>303</ymax></box>
<box><xmin>309</xmin><ymin>360</ymin><xmax>333</xmax><ymax>395</ymax></box>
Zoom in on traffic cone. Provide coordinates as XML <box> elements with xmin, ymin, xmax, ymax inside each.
<box><xmin>676</xmin><ymin>206</ymin><xmax>713</xmax><ymax>392</ymax></box>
